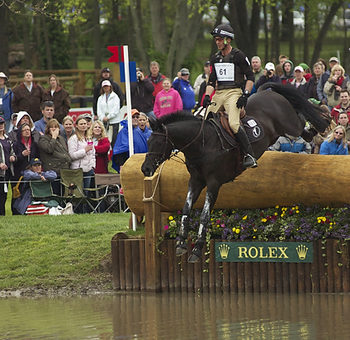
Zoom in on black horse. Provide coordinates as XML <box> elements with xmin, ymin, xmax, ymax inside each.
<box><xmin>141</xmin><ymin>83</ymin><xmax>330</xmax><ymax>263</ymax></box>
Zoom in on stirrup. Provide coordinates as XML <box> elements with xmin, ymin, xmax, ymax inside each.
<box><xmin>243</xmin><ymin>154</ymin><xmax>258</xmax><ymax>168</ymax></box>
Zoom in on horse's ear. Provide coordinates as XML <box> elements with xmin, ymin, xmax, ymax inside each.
<box><xmin>148</xmin><ymin>115</ymin><xmax>159</xmax><ymax>131</ymax></box>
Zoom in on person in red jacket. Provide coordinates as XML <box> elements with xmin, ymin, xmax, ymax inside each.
<box><xmin>146</xmin><ymin>61</ymin><xmax>166</xmax><ymax>99</ymax></box>
<box><xmin>92</xmin><ymin>120</ymin><xmax>111</xmax><ymax>174</ymax></box>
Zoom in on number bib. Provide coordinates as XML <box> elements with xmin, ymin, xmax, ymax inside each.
<box><xmin>214</xmin><ymin>63</ymin><xmax>235</xmax><ymax>81</ymax></box>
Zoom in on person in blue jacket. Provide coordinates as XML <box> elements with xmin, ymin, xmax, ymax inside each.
<box><xmin>0</xmin><ymin>72</ymin><xmax>13</xmax><ymax>133</ymax></box>
<box><xmin>320</xmin><ymin>125</ymin><xmax>348</xmax><ymax>155</ymax></box>
<box><xmin>172</xmin><ymin>68</ymin><xmax>196</xmax><ymax>112</ymax></box>
<box><xmin>269</xmin><ymin>134</ymin><xmax>311</xmax><ymax>154</ymax></box>
<box><xmin>112</xmin><ymin>109</ymin><xmax>150</xmax><ymax>173</ymax></box>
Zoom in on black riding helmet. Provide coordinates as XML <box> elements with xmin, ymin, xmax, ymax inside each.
<box><xmin>211</xmin><ymin>24</ymin><xmax>234</xmax><ymax>39</ymax></box>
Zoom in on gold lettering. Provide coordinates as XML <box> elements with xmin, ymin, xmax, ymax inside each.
<box><xmin>248</xmin><ymin>247</ymin><xmax>258</xmax><ymax>258</ymax></box>
<box><xmin>259</xmin><ymin>247</ymin><xmax>268</xmax><ymax>258</ymax></box>
<box><xmin>268</xmin><ymin>247</ymin><xmax>278</xmax><ymax>258</ymax></box>
<box><xmin>238</xmin><ymin>247</ymin><xmax>248</xmax><ymax>258</ymax></box>
<box><xmin>278</xmin><ymin>247</ymin><xmax>288</xmax><ymax>258</ymax></box>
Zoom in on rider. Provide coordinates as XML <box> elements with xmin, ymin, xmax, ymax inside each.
<box><xmin>203</xmin><ymin>23</ymin><xmax>257</xmax><ymax>168</ymax></box>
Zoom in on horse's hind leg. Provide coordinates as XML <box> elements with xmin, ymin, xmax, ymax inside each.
<box><xmin>188</xmin><ymin>182</ymin><xmax>220</xmax><ymax>263</ymax></box>
<box><xmin>176</xmin><ymin>178</ymin><xmax>205</xmax><ymax>256</ymax></box>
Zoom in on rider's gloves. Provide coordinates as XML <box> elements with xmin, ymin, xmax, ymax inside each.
<box><xmin>236</xmin><ymin>90</ymin><xmax>249</xmax><ymax>109</ymax></box>
<box><xmin>202</xmin><ymin>95</ymin><xmax>211</xmax><ymax>108</ymax></box>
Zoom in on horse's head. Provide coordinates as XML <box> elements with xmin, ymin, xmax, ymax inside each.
<box><xmin>141</xmin><ymin>117</ymin><xmax>174</xmax><ymax>177</ymax></box>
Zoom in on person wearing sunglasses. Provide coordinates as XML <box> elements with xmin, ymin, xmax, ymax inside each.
<box><xmin>320</xmin><ymin>125</ymin><xmax>348</xmax><ymax>155</ymax></box>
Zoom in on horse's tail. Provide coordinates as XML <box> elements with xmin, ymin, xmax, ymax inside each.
<box><xmin>258</xmin><ymin>82</ymin><xmax>330</xmax><ymax>132</ymax></box>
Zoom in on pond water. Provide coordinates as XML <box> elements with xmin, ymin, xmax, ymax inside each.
<box><xmin>0</xmin><ymin>292</ymin><xmax>349</xmax><ymax>339</ymax></box>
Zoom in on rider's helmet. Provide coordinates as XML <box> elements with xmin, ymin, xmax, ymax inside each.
<box><xmin>211</xmin><ymin>24</ymin><xmax>234</xmax><ymax>39</ymax></box>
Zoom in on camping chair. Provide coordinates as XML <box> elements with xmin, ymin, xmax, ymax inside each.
<box><xmin>60</xmin><ymin>168</ymin><xmax>108</xmax><ymax>213</ymax></box>
<box><xmin>94</xmin><ymin>173</ymin><xmax>128</xmax><ymax>213</ymax></box>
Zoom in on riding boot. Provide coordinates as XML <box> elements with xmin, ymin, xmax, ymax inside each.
<box><xmin>235</xmin><ymin>127</ymin><xmax>258</xmax><ymax>168</ymax></box>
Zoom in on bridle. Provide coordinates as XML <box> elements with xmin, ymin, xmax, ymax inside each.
<box><xmin>146</xmin><ymin>118</ymin><xmax>206</xmax><ymax>167</ymax></box>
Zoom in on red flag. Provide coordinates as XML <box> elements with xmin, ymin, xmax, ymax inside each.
<box><xmin>107</xmin><ymin>46</ymin><xmax>124</xmax><ymax>62</ymax></box>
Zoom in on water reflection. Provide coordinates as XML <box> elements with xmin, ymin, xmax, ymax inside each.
<box><xmin>0</xmin><ymin>293</ymin><xmax>348</xmax><ymax>339</ymax></box>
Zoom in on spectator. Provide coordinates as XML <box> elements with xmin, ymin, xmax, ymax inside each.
<box><xmin>131</xmin><ymin>67</ymin><xmax>155</xmax><ymax>119</ymax></box>
<box><xmin>67</xmin><ymin>115</ymin><xmax>95</xmax><ymax>192</ymax></box>
<box><xmin>83</xmin><ymin>112</ymin><xmax>93</xmax><ymax>131</ymax></box>
<box><xmin>137</xmin><ymin>112</ymin><xmax>152</xmax><ymax>139</ymax></box>
<box><xmin>290</xmin><ymin>66</ymin><xmax>307</xmax><ymax>88</ymax></box>
<box><xmin>12</xmin><ymin>70</ymin><xmax>44</xmax><ymax>122</ymax></box>
<box><xmin>92</xmin><ymin>120</ymin><xmax>110</xmax><ymax>174</ymax></box>
<box><xmin>13</xmin><ymin>157</ymin><xmax>57</xmax><ymax>215</ymax></box>
<box><xmin>112</xmin><ymin>109</ymin><xmax>149</xmax><ymax>173</ymax></box>
<box><xmin>337</xmin><ymin>112</ymin><xmax>350</xmax><ymax>149</ymax></box>
<box><xmin>96</xmin><ymin>79</ymin><xmax>121</xmax><ymax>149</ymax></box>
<box><xmin>280</xmin><ymin>60</ymin><xmax>294</xmax><ymax>84</ymax></box>
<box><xmin>298</xmin><ymin>63</ymin><xmax>312</xmax><ymax>82</ymax></box>
<box><xmin>8</xmin><ymin>111</ymin><xmax>40</xmax><ymax>144</ymax></box>
<box><xmin>330</xmin><ymin>89</ymin><xmax>350</xmax><ymax>123</ymax></box>
<box><xmin>61</xmin><ymin>115</ymin><xmax>75</xmax><ymax>141</ymax></box>
<box><xmin>269</xmin><ymin>134</ymin><xmax>311</xmax><ymax>154</ymax></box>
<box><xmin>0</xmin><ymin>72</ymin><xmax>13</xmax><ymax>133</ymax></box>
<box><xmin>256</xmin><ymin>62</ymin><xmax>281</xmax><ymax>90</ymax></box>
<box><xmin>93</xmin><ymin>67</ymin><xmax>124</xmax><ymax>119</ymax></box>
<box><xmin>317</xmin><ymin>57</ymin><xmax>339</xmax><ymax>105</ymax></box>
<box><xmin>43</xmin><ymin>74</ymin><xmax>70</xmax><ymax>123</ymax></box>
<box><xmin>8</xmin><ymin>112</ymin><xmax>17</xmax><ymax>134</ymax></box>
<box><xmin>319</xmin><ymin>125</ymin><xmax>348</xmax><ymax>155</ymax></box>
<box><xmin>251</xmin><ymin>56</ymin><xmax>264</xmax><ymax>84</ymax></box>
<box><xmin>0</xmin><ymin>116</ymin><xmax>16</xmax><ymax>215</ymax></box>
<box><xmin>35</xmin><ymin>101</ymin><xmax>64</xmax><ymax>135</ymax></box>
<box><xmin>275</xmin><ymin>54</ymin><xmax>289</xmax><ymax>77</ymax></box>
<box><xmin>300</xmin><ymin>62</ymin><xmax>325</xmax><ymax>100</ymax></box>
<box><xmin>172</xmin><ymin>68</ymin><xmax>196</xmax><ymax>112</ymax></box>
<box><xmin>38</xmin><ymin>118</ymin><xmax>71</xmax><ymax>195</ymax></box>
<box><xmin>153</xmin><ymin>78</ymin><xmax>183</xmax><ymax>118</ymax></box>
<box><xmin>146</xmin><ymin>61</ymin><xmax>166</xmax><ymax>99</ymax></box>
<box><xmin>193</xmin><ymin>61</ymin><xmax>211</xmax><ymax>96</ymax></box>
<box><xmin>323</xmin><ymin>64</ymin><xmax>350</xmax><ymax>109</ymax></box>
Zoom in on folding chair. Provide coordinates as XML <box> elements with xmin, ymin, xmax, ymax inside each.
<box><xmin>60</xmin><ymin>168</ymin><xmax>108</xmax><ymax>213</ymax></box>
<box><xmin>94</xmin><ymin>173</ymin><xmax>128</xmax><ymax>213</ymax></box>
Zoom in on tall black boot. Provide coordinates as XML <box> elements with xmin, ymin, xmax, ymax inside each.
<box><xmin>235</xmin><ymin>127</ymin><xmax>258</xmax><ymax>168</ymax></box>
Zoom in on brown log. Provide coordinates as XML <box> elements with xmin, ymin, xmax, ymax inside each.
<box><xmin>122</xmin><ymin>152</ymin><xmax>350</xmax><ymax>216</ymax></box>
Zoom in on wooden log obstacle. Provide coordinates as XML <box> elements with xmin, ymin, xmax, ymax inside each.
<box><xmin>111</xmin><ymin>152</ymin><xmax>350</xmax><ymax>292</ymax></box>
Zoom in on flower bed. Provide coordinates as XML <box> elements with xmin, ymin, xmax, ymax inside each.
<box><xmin>163</xmin><ymin>205</ymin><xmax>350</xmax><ymax>242</ymax></box>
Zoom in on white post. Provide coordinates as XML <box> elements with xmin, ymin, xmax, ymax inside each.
<box><xmin>123</xmin><ymin>45</ymin><xmax>137</xmax><ymax>231</ymax></box>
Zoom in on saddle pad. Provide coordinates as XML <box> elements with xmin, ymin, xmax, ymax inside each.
<box><xmin>241</xmin><ymin>115</ymin><xmax>264</xmax><ymax>143</ymax></box>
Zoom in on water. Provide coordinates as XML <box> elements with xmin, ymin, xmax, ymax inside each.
<box><xmin>0</xmin><ymin>292</ymin><xmax>349</xmax><ymax>339</ymax></box>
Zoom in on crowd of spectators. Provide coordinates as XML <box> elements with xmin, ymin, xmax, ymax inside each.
<box><xmin>1</xmin><ymin>53</ymin><xmax>350</xmax><ymax>215</ymax></box>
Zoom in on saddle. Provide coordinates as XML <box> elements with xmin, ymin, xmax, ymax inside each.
<box><xmin>208</xmin><ymin>110</ymin><xmax>264</xmax><ymax>149</ymax></box>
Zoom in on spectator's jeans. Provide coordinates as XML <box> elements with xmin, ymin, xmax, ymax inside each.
<box><xmin>83</xmin><ymin>169</ymin><xmax>95</xmax><ymax>196</ymax></box>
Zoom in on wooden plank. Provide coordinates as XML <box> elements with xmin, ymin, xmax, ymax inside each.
<box><xmin>297</xmin><ymin>263</ymin><xmax>305</xmax><ymax>293</ymax></box>
<box><xmin>111</xmin><ymin>238</ymin><xmax>120</xmax><ymax>290</ymax></box>
<box><xmin>244</xmin><ymin>263</ymin><xmax>253</xmax><ymax>293</ymax></box>
<box><xmin>319</xmin><ymin>240</ymin><xmax>328</xmax><ymax>293</ymax></box>
<box><xmin>167</xmin><ymin>240</ymin><xmax>175</xmax><ymax>292</ymax></box>
<box><xmin>209</xmin><ymin>240</ymin><xmax>216</xmax><ymax>293</ymax></box>
<box><xmin>180</xmin><ymin>248</ymin><xmax>188</xmax><ymax>292</ymax></box>
<box><xmin>173</xmin><ymin>242</ymin><xmax>182</xmax><ymax>292</ymax></box>
<box><xmin>125</xmin><ymin>240</ymin><xmax>133</xmax><ymax>291</ymax></box>
<box><xmin>304</xmin><ymin>263</ymin><xmax>312</xmax><ymax>293</ymax></box>
<box><xmin>229</xmin><ymin>262</ymin><xmax>237</xmax><ymax>293</ymax></box>
<box><xmin>281</xmin><ymin>263</ymin><xmax>289</xmax><ymax>293</ymax></box>
<box><xmin>252</xmin><ymin>262</ymin><xmax>260</xmax><ymax>293</ymax></box>
<box><xmin>143</xmin><ymin>174</ymin><xmax>161</xmax><ymax>291</ymax></box>
<box><xmin>222</xmin><ymin>262</ymin><xmax>230</xmax><ymax>292</ymax></box>
<box><xmin>326</xmin><ymin>240</ymin><xmax>334</xmax><ymax>293</ymax></box>
<box><xmin>160</xmin><ymin>241</ymin><xmax>169</xmax><ymax>292</ymax></box>
<box><xmin>139</xmin><ymin>240</ymin><xmax>146</xmax><ymax>291</ymax></box>
<box><xmin>333</xmin><ymin>240</ymin><xmax>342</xmax><ymax>293</ymax></box>
<box><xmin>259</xmin><ymin>262</ymin><xmax>267</xmax><ymax>292</ymax></box>
<box><xmin>341</xmin><ymin>241</ymin><xmax>350</xmax><ymax>292</ymax></box>
<box><xmin>275</xmin><ymin>262</ymin><xmax>282</xmax><ymax>293</ymax></box>
<box><xmin>131</xmin><ymin>240</ymin><xmax>140</xmax><ymax>291</ymax></box>
<box><xmin>310</xmin><ymin>241</ymin><xmax>320</xmax><ymax>293</ymax></box>
<box><xmin>118</xmin><ymin>240</ymin><xmax>126</xmax><ymax>290</ymax></box>
<box><xmin>289</xmin><ymin>263</ymin><xmax>297</xmax><ymax>293</ymax></box>
<box><xmin>202</xmin><ymin>252</ymin><xmax>209</xmax><ymax>293</ymax></box>
<box><xmin>237</xmin><ymin>263</ymin><xmax>245</xmax><ymax>293</ymax></box>
<box><xmin>267</xmin><ymin>263</ymin><xmax>276</xmax><ymax>293</ymax></box>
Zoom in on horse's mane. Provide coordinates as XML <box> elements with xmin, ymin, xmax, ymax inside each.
<box><xmin>157</xmin><ymin>111</ymin><xmax>198</xmax><ymax>126</ymax></box>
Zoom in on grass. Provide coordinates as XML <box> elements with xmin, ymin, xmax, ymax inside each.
<box><xmin>0</xmin><ymin>213</ymin><xmax>132</xmax><ymax>290</ymax></box>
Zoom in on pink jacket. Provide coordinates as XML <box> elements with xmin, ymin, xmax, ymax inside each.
<box><xmin>153</xmin><ymin>88</ymin><xmax>183</xmax><ymax>118</ymax></box>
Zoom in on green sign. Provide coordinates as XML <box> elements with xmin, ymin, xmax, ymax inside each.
<box><xmin>215</xmin><ymin>242</ymin><xmax>313</xmax><ymax>263</ymax></box>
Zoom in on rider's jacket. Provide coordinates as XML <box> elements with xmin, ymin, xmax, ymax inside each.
<box><xmin>208</xmin><ymin>48</ymin><xmax>254</xmax><ymax>90</ymax></box>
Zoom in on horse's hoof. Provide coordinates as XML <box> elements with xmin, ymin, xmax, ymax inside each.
<box><xmin>176</xmin><ymin>246</ymin><xmax>187</xmax><ymax>256</ymax></box>
<box><xmin>188</xmin><ymin>254</ymin><xmax>201</xmax><ymax>263</ymax></box>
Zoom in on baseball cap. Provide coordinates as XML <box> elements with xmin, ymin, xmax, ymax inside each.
<box><xmin>30</xmin><ymin>158</ymin><xmax>42</xmax><ymax>166</ymax></box>
<box><xmin>0</xmin><ymin>116</ymin><xmax>5</xmax><ymax>124</ymax></box>
<box><xmin>329</xmin><ymin>57</ymin><xmax>339</xmax><ymax>63</ymax></box>
<box><xmin>294</xmin><ymin>66</ymin><xmax>304</xmax><ymax>72</ymax></box>
<box><xmin>180</xmin><ymin>68</ymin><xmax>190</xmax><ymax>75</ymax></box>
<box><xmin>265</xmin><ymin>62</ymin><xmax>275</xmax><ymax>71</ymax></box>
<box><xmin>0</xmin><ymin>72</ymin><xmax>8</xmax><ymax>80</ymax></box>
<box><xmin>83</xmin><ymin>112</ymin><xmax>93</xmax><ymax>120</ymax></box>
<box><xmin>101</xmin><ymin>80</ymin><xmax>111</xmax><ymax>87</ymax></box>
<box><xmin>101</xmin><ymin>67</ymin><xmax>111</xmax><ymax>73</ymax></box>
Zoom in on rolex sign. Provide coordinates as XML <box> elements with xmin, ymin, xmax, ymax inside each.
<box><xmin>215</xmin><ymin>242</ymin><xmax>313</xmax><ymax>263</ymax></box>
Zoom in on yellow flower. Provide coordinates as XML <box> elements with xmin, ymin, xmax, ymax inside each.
<box><xmin>216</xmin><ymin>224</ymin><xmax>220</xmax><ymax>228</ymax></box>
<box><xmin>261</xmin><ymin>218</ymin><xmax>267</xmax><ymax>222</ymax></box>
<box><xmin>275</xmin><ymin>205</ymin><xmax>279</xmax><ymax>209</ymax></box>
<box><xmin>169</xmin><ymin>220</ymin><xmax>176</xmax><ymax>227</ymax></box>
<box><xmin>296</xmin><ymin>210</ymin><xmax>300</xmax><ymax>214</ymax></box>
<box><xmin>168</xmin><ymin>216</ymin><xmax>174</xmax><ymax>221</ymax></box>
<box><xmin>232</xmin><ymin>227</ymin><xmax>236</xmax><ymax>232</ymax></box>
<box><xmin>242</xmin><ymin>215</ymin><xmax>247</xmax><ymax>220</ymax></box>
<box><xmin>253</xmin><ymin>228</ymin><xmax>257</xmax><ymax>232</ymax></box>
<box><xmin>253</xmin><ymin>236</ymin><xmax>256</xmax><ymax>239</ymax></box>
<box><xmin>274</xmin><ymin>212</ymin><xmax>278</xmax><ymax>216</ymax></box>
<box><xmin>235</xmin><ymin>228</ymin><xmax>240</xmax><ymax>234</ymax></box>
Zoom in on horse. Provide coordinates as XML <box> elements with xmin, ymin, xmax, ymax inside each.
<box><xmin>141</xmin><ymin>83</ymin><xmax>330</xmax><ymax>263</ymax></box>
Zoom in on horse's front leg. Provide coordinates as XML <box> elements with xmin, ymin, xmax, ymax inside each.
<box><xmin>176</xmin><ymin>178</ymin><xmax>205</xmax><ymax>256</ymax></box>
<box><xmin>188</xmin><ymin>183</ymin><xmax>220</xmax><ymax>263</ymax></box>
